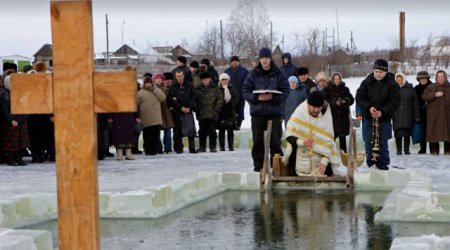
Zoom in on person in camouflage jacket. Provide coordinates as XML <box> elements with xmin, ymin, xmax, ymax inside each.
<box><xmin>195</xmin><ymin>71</ymin><xmax>224</xmax><ymax>152</ymax></box>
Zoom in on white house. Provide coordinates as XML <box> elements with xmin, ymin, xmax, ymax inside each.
<box><xmin>0</xmin><ymin>55</ymin><xmax>33</xmax><ymax>73</ymax></box>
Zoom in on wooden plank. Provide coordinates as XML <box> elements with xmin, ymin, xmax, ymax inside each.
<box><xmin>94</xmin><ymin>71</ymin><xmax>137</xmax><ymax>113</ymax></box>
<box><xmin>50</xmin><ymin>1</ymin><xmax>99</xmax><ymax>249</ymax></box>
<box><xmin>272</xmin><ymin>176</ymin><xmax>347</xmax><ymax>182</ymax></box>
<box><xmin>10</xmin><ymin>73</ymin><xmax>53</xmax><ymax>114</ymax></box>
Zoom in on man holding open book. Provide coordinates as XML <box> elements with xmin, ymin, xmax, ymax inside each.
<box><xmin>242</xmin><ymin>47</ymin><xmax>290</xmax><ymax>172</ymax></box>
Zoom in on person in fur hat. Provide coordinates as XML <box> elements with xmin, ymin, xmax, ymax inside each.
<box><xmin>283</xmin><ymin>91</ymin><xmax>341</xmax><ymax>176</ymax></box>
<box><xmin>392</xmin><ymin>72</ymin><xmax>420</xmax><ymax>155</ymax></box>
<box><xmin>311</xmin><ymin>71</ymin><xmax>328</xmax><ymax>93</ymax></box>
<box><xmin>414</xmin><ymin>71</ymin><xmax>432</xmax><ymax>154</ymax></box>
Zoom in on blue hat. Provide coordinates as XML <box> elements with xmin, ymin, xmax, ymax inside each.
<box><xmin>288</xmin><ymin>76</ymin><xmax>298</xmax><ymax>83</ymax></box>
<box><xmin>258</xmin><ymin>47</ymin><xmax>272</xmax><ymax>59</ymax></box>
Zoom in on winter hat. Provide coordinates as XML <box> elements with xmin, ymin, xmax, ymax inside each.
<box><xmin>189</xmin><ymin>60</ymin><xmax>199</xmax><ymax>68</ymax></box>
<box><xmin>219</xmin><ymin>73</ymin><xmax>230</xmax><ymax>81</ymax></box>
<box><xmin>230</xmin><ymin>56</ymin><xmax>240</xmax><ymax>62</ymax></box>
<box><xmin>143</xmin><ymin>72</ymin><xmax>153</xmax><ymax>78</ymax></box>
<box><xmin>307</xmin><ymin>90</ymin><xmax>324</xmax><ymax>107</ymax></box>
<box><xmin>33</xmin><ymin>61</ymin><xmax>47</xmax><ymax>73</ymax></box>
<box><xmin>3</xmin><ymin>62</ymin><xmax>17</xmax><ymax>72</ymax></box>
<box><xmin>258</xmin><ymin>47</ymin><xmax>272</xmax><ymax>59</ymax></box>
<box><xmin>22</xmin><ymin>65</ymin><xmax>33</xmax><ymax>73</ymax></box>
<box><xmin>288</xmin><ymin>76</ymin><xmax>298</xmax><ymax>83</ymax></box>
<box><xmin>416</xmin><ymin>71</ymin><xmax>430</xmax><ymax>81</ymax></box>
<box><xmin>373</xmin><ymin>59</ymin><xmax>388</xmax><ymax>72</ymax></box>
<box><xmin>163</xmin><ymin>72</ymin><xmax>173</xmax><ymax>80</ymax></box>
<box><xmin>297</xmin><ymin>67</ymin><xmax>309</xmax><ymax>75</ymax></box>
<box><xmin>153</xmin><ymin>73</ymin><xmax>165</xmax><ymax>81</ymax></box>
<box><xmin>199</xmin><ymin>71</ymin><xmax>212</xmax><ymax>79</ymax></box>
<box><xmin>315</xmin><ymin>71</ymin><xmax>328</xmax><ymax>83</ymax></box>
<box><xmin>177</xmin><ymin>56</ymin><xmax>187</xmax><ymax>65</ymax></box>
<box><xmin>200</xmin><ymin>58</ymin><xmax>210</xmax><ymax>66</ymax></box>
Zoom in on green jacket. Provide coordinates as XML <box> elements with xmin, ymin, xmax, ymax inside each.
<box><xmin>195</xmin><ymin>84</ymin><xmax>224</xmax><ymax>121</ymax></box>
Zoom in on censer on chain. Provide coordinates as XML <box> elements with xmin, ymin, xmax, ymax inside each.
<box><xmin>371</xmin><ymin>118</ymin><xmax>380</xmax><ymax>161</ymax></box>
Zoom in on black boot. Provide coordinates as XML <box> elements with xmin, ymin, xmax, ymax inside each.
<box><xmin>228</xmin><ymin>132</ymin><xmax>234</xmax><ymax>151</ymax></box>
<box><xmin>430</xmin><ymin>142</ymin><xmax>439</xmax><ymax>155</ymax></box>
<box><xmin>5</xmin><ymin>152</ymin><xmax>18</xmax><ymax>166</ymax></box>
<box><xmin>188</xmin><ymin>137</ymin><xmax>197</xmax><ymax>153</ymax></box>
<box><xmin>444</xmin><ymin>142</ymin><xmax>450</xmax><ymax>155</ymax></box>
<box><xmin>15</xmin><ymin>151</ymin><xmax>27</xmax><ymax>166</ymax></box>
<box><xmin>418</xmin><ymin>142</ymin><xmax>427</xmax><ymax>154</ymax></box>
<box><xmin>404</xmin><ymin>137</ymin><xmax>410</xmax><ymax>155</ymax></box>
<box><xmin>395</xmin><ymin>138</ymin><xmax>402</xmax><ymax>155</ymax></box>
<box><xmin>218</xmin><ymin>130</ymin><xmax>225</xmax><ymax>151</ymax></box>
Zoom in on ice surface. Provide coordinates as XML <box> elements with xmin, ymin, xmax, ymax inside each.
<box><xmin>390</xmin><ymin>235</ymin><xmax>450</xmax><ymax>250</ymax></box>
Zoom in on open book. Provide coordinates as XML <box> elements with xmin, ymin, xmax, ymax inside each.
<box><xmin>252</xmin><ymin>89</ymin><xmax>282</xmax><ymax>94</ymax></box>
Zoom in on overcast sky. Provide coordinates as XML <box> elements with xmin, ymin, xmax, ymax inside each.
<box><xmin>1</xmin><ymin>0</ymin><xmax>450</xmax><ymax>58</ymax></box>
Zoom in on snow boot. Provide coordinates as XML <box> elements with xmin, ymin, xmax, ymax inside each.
<box><xmin>125</xmin><ymin>148</ymin><xmax>134</xmax><ymax>160</ymax></box>
<box><xmin>116</xmin><ymin>148</ymin><xmax>123</xmax><ymax>160</ymax></box>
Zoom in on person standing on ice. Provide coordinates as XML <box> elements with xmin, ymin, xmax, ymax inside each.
<box><xmin>392</xmin><ymin>72</ymin><xmax>420</xmax><ymax>155</ymax></box>
<box><xmin>224</xmin><ymin>56</ymin><xmax>249</xmax><ymax>130</ymax></box>
<box><xmin>356</xmin><ymin>59</ymin><xmax>400</xmax><ymax>170</ymax></box>
<box><xmin>283</xmin><ymin>91</ymin><xmax>341</xmax><ymax>176</ymax></box>
<box><xmin>283</xmin><ymin>75</ymin><xmax>307</xmax><ymax>127</ymax></box>
<box><xmin>422</xmin><ymin>70</ymin><xmax>450</xmax><ymax>155</ymax></box>
<box><xmin>414</xmin><ymin>71</ymin><xmax>432</xmax><ymax>154</ymax></box>
<box><xmin>242</xmin><ymin>47</ymin><xmax>290</xmax><ymax>172</ymax></box>
<box><xmin>322</xmin><ymin>72</ymin><xmax>354</xmax><ymax>153</ymax></box>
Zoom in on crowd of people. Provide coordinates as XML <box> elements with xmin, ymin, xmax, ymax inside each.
<box><xmin>1</xmin><ymin>49</ymin><xmax>449</xmax><ymax>175</ymax></box>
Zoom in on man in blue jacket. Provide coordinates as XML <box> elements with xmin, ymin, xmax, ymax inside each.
<box><xmin>243</xmin><ymin>48</ymin><xmax>290</xmax><ymax>172</ymax></box>
<box><xmin>280</xmin><ymin>52</ymin><xmax>298</xmax><ymax>78</ymax></box>
<box><xmin>225</xmin><ymin>56</ymin><xmax>248</xmax><ymax>130</ymax></box>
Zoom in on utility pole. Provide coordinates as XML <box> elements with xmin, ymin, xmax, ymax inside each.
<box><xmin>121</xmin><ymin>20</ymin><xmax>125</xmax><ymax>46</ymax></box>
<box><xmin>281</xmin><ymin>35</ymin><xmax>285</xmax><ymax>52</ymax></box>
<box><xmin>400</xmin><ymin>11</ymin><xmax>406</xmax><ymax>61</ymax></box>
<box><xmin>105</xmin><ymin>14</ymin><xmax>109</xmax><ymax>65</ymax></box>
<box><xmin>220</xmin><ymin>20</ymin><xmax>224</xmax><ymax>63</ymax></box>
<box><xmin>336</xmin><ymin>8</ymin><xmax>341</xmax><ymax>48</ymax></box>
<box><xmin>270</xmin><ymin>21</ymin><xmax>273</xmax><ymax>51</ymax></box>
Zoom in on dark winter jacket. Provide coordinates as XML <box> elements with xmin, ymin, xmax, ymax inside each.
<box><xmin>224</xmin><ymin>65</ymin><xmax>249</xmax><ymax>99</ymax></box>
<box><xmin>355</xmin><ymin>72</ymin><xmax>400</xmax><ymax>121</ymax></box>
<box><xmin>322</xmin><ymin>82</ymin><xmax>355</xmax><ymax>136</ymax></box>
<box><xmin>283</xmin><ymin>84</ymin><xmax>307</xmax><ymax>122</ymax></box>
<box><xmin>242</xmin><ymin>62</ymin><xmax>290</xmax><ymax>117</ymax></box>
<box><xmin>280</xmin><ymin>53</ymin><xmax>298</xmax><ymax>78</ymax></box>
<box><xmin>167</xmin><ymin>80</ymin><xmax>197</xmax><ymax>113</ymax></box>
<box><xmin>414</xmin><ymin>80</ymin><xmax>432</xmax><ymax>123</ymax></box>
<box><xmin>0</xmin><ymin>88</ymin><xmax>28</xmax><ymax>125</ymax></box>
<box><xmin>171</xmin><ymin>65</ymin><xmax>192</xmax><ymax>83</ymax></box>
<box><xmin>301</xmin><ymin>78</ymin><xmax>317</xmax><ymax>96</ymax></box>
<box><xmin>218</xmin><ymin>84</ymin><xmax>239</xmax><ymax>123</ymax></box>
<box><xmin>108</xmin><ymin>112</ymin><xmax>137</xmax><ymax>145</ymax></box>
<box><xmin>194</xmin><ymin>84</ymin><xmax>224</xmax><ymax>121</ymax></box>
<box><xmin>392</xmin><ymin>82</ymin><xmax>420</xmax><ymax>130</ymax></box>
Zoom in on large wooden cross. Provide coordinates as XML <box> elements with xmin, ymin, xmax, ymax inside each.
<box><xmin>10</xmin><ymin>1</ymin><xmax>136</xmax><ymax>249</ymax></box>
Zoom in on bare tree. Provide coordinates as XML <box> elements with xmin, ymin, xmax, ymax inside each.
<box><xmin>226</xmin><ymin>0</ymin><xmax>271</xmax><ymax>58</ymax></box>
<box><xmin>195</xmin><ymin>22</ymin><xmax>222</xmax><ymax>62</ymax></box>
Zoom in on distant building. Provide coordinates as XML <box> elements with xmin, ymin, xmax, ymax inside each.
<box><xmin>0</xmin><ymin>55</ymin><xmax>33</xmax><ymax>73</ymax></box>
<box><xmin>33</xmin><ymin>44</ymin><xmax>53</xmax><ymax>68</ymax></box>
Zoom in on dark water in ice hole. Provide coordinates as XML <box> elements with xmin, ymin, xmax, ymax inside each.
<box><xmin>25</xmin><ymin>190</ymin><xmax>450</xmax><ymax>250</ymax></box>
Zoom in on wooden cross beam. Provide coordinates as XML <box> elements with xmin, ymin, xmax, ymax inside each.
<box><xmin>10</xmin><ymin>1</ymin><xmax>136</xmax><ymax>249</ymax></box>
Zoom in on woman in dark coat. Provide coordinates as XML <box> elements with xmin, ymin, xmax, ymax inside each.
<box><xmin>107</xmin><ymin>112</ymin><xmax>138</xmax><ymax>160</ymax></box>
<box><xmin>422</xmin><ymin>70</ymin><xmax>450</xmax><ymax>155</ymax></box>
<box><xmin>393</xmin><ymin>72</ymin><xmax>420</xmax><ymax>155</ymax></box>
<box><xmin>414</xmin><ymin>71</ymin><xmax>432</xmax><ymax>154</ymax></box>
<box><xmin>322</xmin><ymin>72</ymin><xmax>354</xmax><ymax>153</ymax></box>
<box><xmin>0</xmin><ymin>74</ymin><xmax>29</xmax><ymax>166</ymax></box>
<box><xmin>217</xmin><ymin>73</ymin><xmax>238</xmax><ymax>151</ymax></box>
